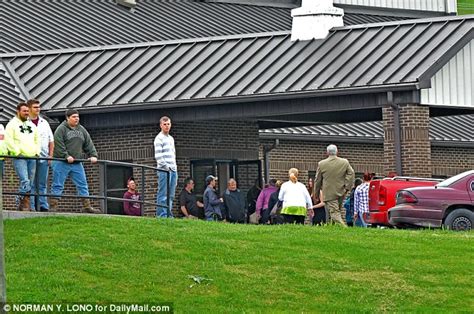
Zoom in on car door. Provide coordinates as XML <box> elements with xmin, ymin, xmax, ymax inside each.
<box><xmin>469</xmin><ymin>178</ymin><xmax>474</xmax><ymax>203</ymax></box>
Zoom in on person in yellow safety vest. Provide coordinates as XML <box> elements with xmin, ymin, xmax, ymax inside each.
<box><xmin>5</xmin><ymin>102</ymin><xmax>40</xmax><ymax>211</ymax></box>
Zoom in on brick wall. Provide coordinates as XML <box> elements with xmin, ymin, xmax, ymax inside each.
<box><xmin>260</xmin><ymin>139</ymin><xmax>384</xmax><ymax>184</ymax></box>
<box><xmin>383</xmin><ymin>104</ymin><xmax>432</xmax><ymax>177</ymax></box>
<box><xmin>2</xmin><ymin>117</ymin><xmax>472</xmax><ymax>212</ymax></box>
<box><xmin>259</xmin><ymin>138</ymin><xmax>473</xmax><ymax>184</ymax></box>
<box><xmin>431</xmin><ymin>146</ymin><xmax>474</xmax><ymax>177</ymax></box>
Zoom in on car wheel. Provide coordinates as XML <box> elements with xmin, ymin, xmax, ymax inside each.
<box><xmin>444</xmin><ymin>209</ymin><xmax>473</xmax><ymax>231</ymax></box>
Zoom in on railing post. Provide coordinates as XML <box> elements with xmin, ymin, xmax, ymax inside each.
<box><xmin>103</xmin><ymin>161</ymin><xmax>108</xmax><ymax>214</ymax></box>
<box><xmin>166</xmin><ymin>170</ymin><xmax>170</xmax><ymax>218</ymax></box>
<box><xmin>141</xmin><ymin>166</ymin><xmax>145</xmax><ymax>216</ymax></box>
<box><xmin>34</xmin><ymin>157</ymin><xmax>39</xmax><ymax>211</ymax></box>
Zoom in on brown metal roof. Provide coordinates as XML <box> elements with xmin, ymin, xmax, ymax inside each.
<box><xmin>259</xmin><ymin>115</ymin><xmax>474</xmax><ymax>146</ymax></box>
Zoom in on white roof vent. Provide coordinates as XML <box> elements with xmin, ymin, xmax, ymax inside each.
<box><xmin>116</xmin><ymin>0</ymin><xmax>137</xmax><ymax>10</ymax></box>
<box><xmin>291</xmin><ymin>0</ymin><xmax>344</xmax><ymax>41</ymax></box>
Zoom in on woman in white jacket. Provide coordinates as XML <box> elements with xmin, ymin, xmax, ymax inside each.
<box><xmin>278</xmin><ymin>168</ymin><xmax>313</xmax><ymax>224</ymax></box>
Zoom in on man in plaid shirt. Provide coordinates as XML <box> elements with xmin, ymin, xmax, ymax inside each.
<box><xmin>353</xmin><ymin>172</ymin><xmax>373</xmax><ymax>227</ymax></box>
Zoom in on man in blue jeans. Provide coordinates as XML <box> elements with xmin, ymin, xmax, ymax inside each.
<box><xmin>5</xmin><ymin>102</ymin><xmax>40</xmax><ymax>211</ymax></box>
<box><xmin>154</xmin><ymin>116</ymin><xmax>177</xmax><ymax>218</ymax></box>
<box><xmin>49</xmin><ymin>109</ymin><xmax>100</xmax><ymax>214</ymax></box>
<box><xmin>27</xmin><ymin>99</ymin><xmax>54</xmax><ymax>212</ymax></box>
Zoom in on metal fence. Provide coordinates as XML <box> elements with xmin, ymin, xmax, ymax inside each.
<box><xmin>0</xmin><ymin>156</ymin><xmax>172</xmax><ymax>217</ymax></box>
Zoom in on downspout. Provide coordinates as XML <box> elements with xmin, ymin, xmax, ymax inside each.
<box><xmin>263</xmin><ymin>139</ymin><xmax>279</xmax><ymax>185</ymax></box>
<box><xmin>388</xmin><ymin>92</ymin><xmax>402</xmax><ymax>176</ymax></box>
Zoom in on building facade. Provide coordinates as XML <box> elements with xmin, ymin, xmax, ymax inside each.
<box><xmin>0</xmin><ymin>0</ymin><xmax>472</xmax><ymax>215</ymax></box>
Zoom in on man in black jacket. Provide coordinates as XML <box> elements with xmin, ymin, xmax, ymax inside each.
<box><xmin>223</xmin><ymin>178</ymin><xmax>246</xmax><ymax>223</ymax></box>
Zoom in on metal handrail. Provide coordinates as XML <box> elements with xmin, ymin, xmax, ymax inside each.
<box><xmin>0</xmin><ymin>155</ymin><xmax>172</xmax><ymax>217</ymax></box>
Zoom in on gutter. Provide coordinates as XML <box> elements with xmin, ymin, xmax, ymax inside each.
<box><xmin>43</xmin><ymin>82</ymin><xmax>422</xmax><ymax>116</ymax></box>
<box><xmin>387</xmin><ymin>91</ymin><xmax>403</xmax><ymax>176</ymax></box>
<box><xmin>259</xmin><ymin>133</ymin><xmax>473</xmax><ymax>148</ymax></box>
<box><xmin>262</xmin><ymin>139</ymin><xmax>279</xmax><ymax>185</ymax></box>
<box><xmin>259</xmin><ymin>132</ymin><xmax>384</xmax><ymax>144</ymax></box>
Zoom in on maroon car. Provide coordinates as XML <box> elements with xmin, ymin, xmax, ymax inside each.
<box><xmin>388</xmin><ymin>170</ymin><xmax>474</xmax><ymax>231</ymax></box>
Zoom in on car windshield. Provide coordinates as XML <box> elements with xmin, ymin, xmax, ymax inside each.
<box><xmin>437</xmin><ymin>171</ymin><xmax>473</xmax><ymax>187</ymax></box>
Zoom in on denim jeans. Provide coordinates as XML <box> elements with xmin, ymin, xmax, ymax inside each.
<box><xmin>156</xmin><ymin>170</ymin><xmax>177</xmax><ymax>218</ymax></box>
<box><xmin>31</xmin><ymin>159</ymin><xmax>50</xmax><ymax>210</ymax></box>
<box><xmin>13</xmin><ymin>158</ymin><xmax>36</xmax><ymax>195</ymax></box>
<box><xmin>355</xmin><ymin>212</ymin><xmax>368</xmax><ymax>227</ymax></box>
<box><xmin>51</xmin><ymin>161</ymin><xmax>89</xmax><ymax>197</ymax></box>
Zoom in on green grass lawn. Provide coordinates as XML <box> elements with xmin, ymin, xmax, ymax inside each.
<box><xmin>458</xmin><ymin>0</ymin><xmax>474</xmax><ymax>15</ymax></box>
<box><xmin>4</xmin><ymin>217</ymin><xmax>473</xmax><ymax>312</ymax></box>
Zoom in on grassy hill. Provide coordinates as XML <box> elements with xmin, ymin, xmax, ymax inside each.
<box><xmin>458</xmin><ymin>0</ymin><xmax>474</xmax><ymax>15</ymax></box>
<box><xmin>4</xmin><ymin>216</ymin><xmax>473</xmax><ymax>312</ymax></box>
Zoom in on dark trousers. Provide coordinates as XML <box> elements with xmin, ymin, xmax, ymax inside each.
<box><xmin>312</xmin><ymin>207</ymin><xmax>327</xmax><ymax>225</ymax></box>
<box><xmin>259</xmin><ymin>208</ymin><xmax>271</xmax><ymax>224</ymax></box>
<box><xmin>228</xmin><ymin>218</ymin><xmax>246</xmax><ymax>224</ymax></box>
<box><xmin>282</xmin><ymin>214</ymin><xmax>305</xmax><ymax>225</ymax></box>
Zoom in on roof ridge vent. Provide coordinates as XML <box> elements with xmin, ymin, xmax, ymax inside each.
<box><xmin>116</xmin><ymin>0</ymin><xmax>137</xmax><ymax>10</ymax></box>
<box><xmin>291</xmin><ymin>0</ymin><xmax>344</xmax><ymax>41</ymax></box>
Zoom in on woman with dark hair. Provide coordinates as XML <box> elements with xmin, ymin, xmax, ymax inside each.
<box><xmin>307</xmin><ymin>177</ymin><xmax>326</xmax><ymax>225</ymax></box>
<box><xmin>278</xmin><ymin>168</ymin><xmax>313</xmax><ymax>224</ymax></box>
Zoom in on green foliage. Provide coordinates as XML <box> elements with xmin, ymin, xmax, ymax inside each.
<box><xmin>458</xmin><ymin>0</ymin><xmax>474</xmax><ymax>15</ymax></box>
<box><xmin>4</xmin><ymin>217</ymin><xmax>474</xmax><ymax>312</ymax></box>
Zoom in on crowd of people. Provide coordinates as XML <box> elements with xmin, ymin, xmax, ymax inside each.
<box><xmin>175</xmin><ymin>144</ymin><xmax>374</xmax><ymax>227</ymax></box>
<box><xmin>0</xmin><ymin>104</ymin><xmax>373</xmax><ymax>225</ymax></box>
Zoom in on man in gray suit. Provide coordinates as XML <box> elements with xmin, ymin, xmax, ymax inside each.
<box><xmin>314</xmin><ymin>144</ymin><xmax>355</xmax><ymax>226</ymax></box>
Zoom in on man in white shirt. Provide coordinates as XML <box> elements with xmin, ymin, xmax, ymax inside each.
<box><xmin>154</xmin><ymin>116</ymin><xmax>177</xmax><ymax>218</ymax></box>
<box><xmin>27</xmin><ymin>99</ymin><xmax>54</xmax><ymax>211</ymax></box>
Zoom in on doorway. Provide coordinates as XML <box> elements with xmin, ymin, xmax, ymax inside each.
<box><xmin>190</xmin><ymin>159</ymin><xmax>262</xmax><ymax>199</ymax></box>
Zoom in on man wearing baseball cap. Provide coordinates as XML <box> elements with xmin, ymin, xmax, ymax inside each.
<box><xmin>203</xmin><ymin>175</ymin><xmax>223</xmax><ymax>221</ymax></box>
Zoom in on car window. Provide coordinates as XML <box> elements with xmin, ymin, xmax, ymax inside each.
<box><xmin>437</xmin><ymin>171</ymin><xmax>472</xmax><ymax>187</ymax></box>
